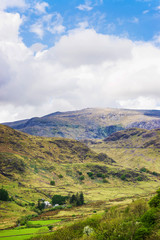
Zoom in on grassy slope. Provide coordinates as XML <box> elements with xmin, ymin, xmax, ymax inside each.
<box><xmin>87</xmin><ymin>128</ymin><xmax>160</xmax><ymax>171</ymax></box>
<box><xmin>0</xmin><ymin>125</ymin><xmax>160</xmax><ymax>230</ymax></box>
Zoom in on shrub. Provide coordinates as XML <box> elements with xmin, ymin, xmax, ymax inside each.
<box><xmin>87</xmin><ymin>172</ymin><xmax>93</xmax><ymax>177</ymax></box>
<box><xmin>103</xmin><ymin>178</ymin><xmax>109</xmax><ymax>183</ymax></box>
<box><xmin>97</xmin><ymin>173</ymin><xmax>102</xmax><ymax>178</ymax></box>
<box><xmin>134</xmin><ymin>227</ymin><xmax>149</xmax><ymax>240</ymax></box>
<box><xmin>149</xmin><ymin>189</ymin><xmax>160</xmax><ymax>208</ymax></box>
<box><xmin>141</xmin><ymin>208</ymin><xmax>157</xmax><ymax>227</ymax></box>
<box><xmin>121</xmin><ymin>174</ymin><xmax>126</xmax><ymax>180</ymax></box>
<box><xmin>83</xmin><ymin>226</ymin><xmax>94</xmax><ymax>236</ymax></box>
<box><xmin>58</xmin><ymin>174</ymin><xmax>63</xmax><ymax>178</ymax></box>
<box><xmin>80</xmin><ymin>175</ymin><xmax>84</xmax><ymax>181</ymax></box>
<box><xmin>0</xmin><ymin>188</ymin><xmax>9</xmax><ymax>201</ymax></box>
<box><xmin>136</xmin><ymin>176</ymin><xmax>142</xmax><ymax>181</ymax></box>
<box><xmin>50</xmin><ymin>180</ymin><xmax>55</xmax><ymax>186</ymax></box>
<box><xmin>48</xmin><ymin>225</ymin><xmax>53</xmax><ymax>231</ymax></box>
<box><xmin>140</xmin><ymin>167</ymin><xmax>147</xmax><ymax>172</ymax></box>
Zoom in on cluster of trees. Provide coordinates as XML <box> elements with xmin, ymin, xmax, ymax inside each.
<box><xmin>52</xmin><ymin>195</ymin><xmax>68</xmax><ymax>205</ymax></box>
<box><xmin>69</xmin><ymin>192</ymin><xmax>84</xmax><ymax>206</ymax></box>
<box><xmin>52</xmin><ymin>192</ymin><xmax>84</xmax><ymax>207</ymax></box>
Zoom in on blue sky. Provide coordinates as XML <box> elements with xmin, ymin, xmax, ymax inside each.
<box><xmin>0</xmin><ymin>0</ymin><xmax>160</xmax><ymax>122</ymax></box>
<box><xmin>6</xmin><ymin>0</ymin><xmax>160</xmax><ymax>47</ymax></box>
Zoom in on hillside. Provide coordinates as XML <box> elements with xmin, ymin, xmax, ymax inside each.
<box><xmin>87</xmin><ymin>127</ymin><xmax>160</xmax><ymax>171</ymax></box>
<box><xmin>3</xmin><ymin>108</ymin><xmax>160</xmax><ymax>140</ymax></box>
<box><xmin>0</xmin><ymin>124</ymin><xmax>113</xmax><ymax>180</ymax></box>
<box><xmin>1</xmin><ymin>125</ymin><xmax>160</xmax><ymax>230</ymax></box>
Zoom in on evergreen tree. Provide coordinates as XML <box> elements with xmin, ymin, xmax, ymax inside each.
<box><xmin>70</xmin><ymin>194</ymin><xmax>76</xmax><ymax>204</ymax></box>
<box><xmin>79</xmin><ymin>192</ymin><xmax>84</xmax><ymax>205</ymax></box>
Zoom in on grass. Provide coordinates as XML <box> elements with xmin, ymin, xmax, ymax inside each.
<box><xmin>27</xmin><ymin>220</ymin><xmax>61</xmax><ymax>226</ymax></box>
<box><xmin>0</xmin><ymin>227</ymin><xmax>49</xmax><ymax>240</ymax></box>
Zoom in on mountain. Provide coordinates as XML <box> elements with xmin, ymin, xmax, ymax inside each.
<box><xmin>3</xmin><ymin>108</ymin><xmax>160</xmax><ymax>140</ymax></box>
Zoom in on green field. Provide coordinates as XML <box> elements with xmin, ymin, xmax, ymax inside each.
<box><xmin>0</xmin><ymin>227</ymin><xmax>49</xmax><ymax>240</ymax></box>
<box><xmin>27</xmin><ymin>219</ymin><xmax>61</xmax><ymax>226</ymax></box>
<box><xmin>0</xmin><ymin>220</ymin><xmax>61</xmax><ymax>240</ymax></box>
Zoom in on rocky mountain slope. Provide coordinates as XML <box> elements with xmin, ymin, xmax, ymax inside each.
<box><xmin>3</xmin><ymin>108</ymin><xmax>160</xmax><ymax>140</ymax></box>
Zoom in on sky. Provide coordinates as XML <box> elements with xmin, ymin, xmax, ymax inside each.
<box><xmin>0</xmin><ymin>0</ymin><xmax>160</xmax><ymax>122</ymax></box>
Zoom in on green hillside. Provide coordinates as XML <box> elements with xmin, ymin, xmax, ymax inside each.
<box><xmin>0</xmin><ymin>125</ymin><xmax>160</xmax><ymax>232</ymax></box>
<box><xmin>87</xmin><ymin>127</ymin><xmax>160</xmax><ymax>171</ymax></box>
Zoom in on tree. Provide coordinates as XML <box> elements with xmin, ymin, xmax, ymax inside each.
<box><xmin>37</xmin><ymin>199</ymin><xmax>45</xmax><ymax>210</ymax></box>
<box><xmin>69</xmin><ymin>192</ymin><xmax>84</xmax><ymax>206</ymax></box>
<box><xmin>52</xmin><ymin>195</ymin><xmax>67</xmax><ymax>205</ymax></box>
<box><xmin>0</xmin><ymin>188</ymin><xmax>9</xmax><ymax>201</ymax></box>
<box><xmin>79</xmin><ymin>192</ymin><xmax>84</xmax><ymax>205</ymax></box>
<box><xmin>70</xmin><ymin>194</ymin><xmax>76</xmax><ymax>204</ymax></box>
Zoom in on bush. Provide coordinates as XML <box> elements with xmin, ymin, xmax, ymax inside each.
<box><xmin>141</xmin><ymin>208</ymin><xmax>157</xmax><ymax>227</ymax></box>
<box><xmin>140</xmin><ymin>167</ymin><xmax>147</xmax><ymax>172</ymax></box>
<box><xmin>80</xmin><ymin>175</ymin><xmax>84</xmax><ymax>181</ymax></box>
<box><xmin>87</xmin><ymin>172</ymin><xmax>93</xmax><ymax>177</ymax></box>
<box><xmin>134</xmin><ymin>226</ymin><xmax>149</xmax><ymax>240</ymax></box>
<box><xmin>97</xmin><ymin>173</ymin><xmax>102</xmax><ymax>178</ymax></box>
<box><xmin>48</xmin><ymin>225</ymin><xmax>53</xmax><ymax>231</ymax></box>
<box><xmin>149</xmin><ymin>189</ymin><xmax>160</xmax><ymax>208</ymax></box>
<box><xmin>121</xmin><ymin>174</ymin><xmax>126</xmax><ymax>180</ymax></box>
<box><xmin>0</xmin><ymin>188</ymin><xmax>9</xmax><ymax>201</ymax></box>
<box><xmin>58</xmin><ymin>174</ymin><xmax>63</xmax><ymax>179</ymax></box>
<box><xmin>50</xmin><ymin>180</ymin><xmax>55</xmax><ymax>186</ymax></box>
<box><xmin>136</xmin><ymin>176</ymin><xmax>142</xmax><ymax>181</ymax></box>
<box><xmin>103</xmin><ymin>179</ymin><xmax>109</xmax><ymax>183</ymax></box>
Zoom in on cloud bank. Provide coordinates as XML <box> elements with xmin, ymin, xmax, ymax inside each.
<box><xmin>0</xmin><ymin>9</ymin><xmax>160</xmax><ymax>122</ymax></box>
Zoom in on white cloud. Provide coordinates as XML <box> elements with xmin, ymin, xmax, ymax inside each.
<box><xmin>76</xmin><ymin>0</ymin><xmax>93</xmax><ymax>11</ymax></box>
<box><xmin>0</xmin><ymin>11</ymin><xmax>22</xmax><ymax>42</ymax></box>
<box><xmin>143</xmin><ymin>10</ymin><xmax>149</xmax><ymax>14</ymax></box>
<box><xmin>130</xmin><ymin>17</ymin><xmax>139</xmax><ymax>23</ymax></box>
<box><xmin>1</xmin><ymin>12</ymin><xmax>160</xmax><ymax>122</ymax></box>
<box><xmin>0</xmin><ymin>0</ymin><xmax>26</xmax><ymax>10</ymax></box>
<box><xmin>30</xmin><ymin>43</ymin><xmax>47</xmax><ymax>53</ymax></box>
<box><xmin>118</xmin><ymin>97</ymin><xmax>160</xmax><ymax>110</ymax></box>
<box><xmin>34</xmin><ymin>1</ymin><xmax>49</xmax><ymax>14</ymax></box>
<box><xmin>30</xmin><ymin>12</ymin><xmax>65</xmax><ymax>39</ymax></box>
<box><xmin>30</xmin><ymin>22</ymin><xmax>44</xmax><ymax>39</ymax></box>
<box><xmin>45</xmin><ymin>28</ymin><xmax>133</xmax><ymax>67</ymax></box>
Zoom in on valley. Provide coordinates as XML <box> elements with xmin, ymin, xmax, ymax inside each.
<box><xmin>1</xmin><ymin>121</ymin><xmax>160</xmax><ymax>239</ymax></box>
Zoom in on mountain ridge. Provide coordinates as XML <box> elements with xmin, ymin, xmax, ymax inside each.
<box><xmin>3</xmin><ymin>108</ymin><xmax>160</xmax><ymax>140</ymax></box>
